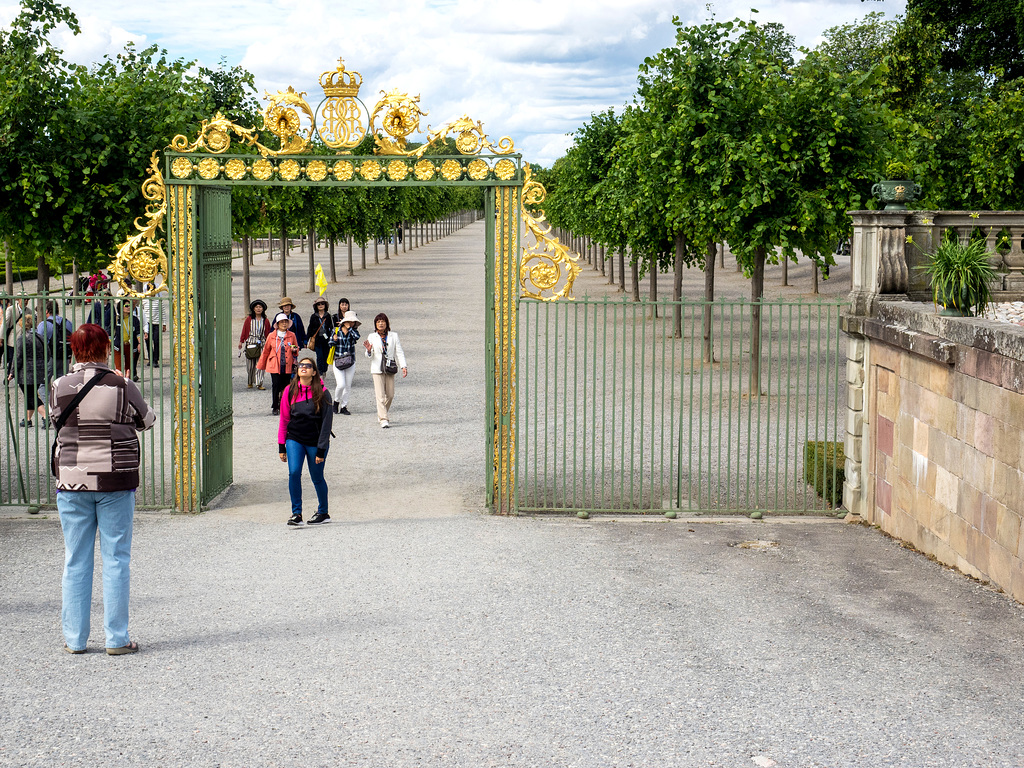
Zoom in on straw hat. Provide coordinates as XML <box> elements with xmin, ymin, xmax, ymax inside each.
<box><xmin>278</xmin><ymin>297</ymin><xmax>295</xmax><ymax>309</ymax></box>
<box><xmin>340</xmin><ymin>310</ymin><xmax>361</xmax><ymax>328</ymax></box>
<box><xmin>313</xmin><ymin>297</ymin><xmax>329</xmax><ymax>309</ymax></box>
<box><xmin>273</xmin><ymin>312</ymin><xmax>290</xmax><ymax>325</ymax></box>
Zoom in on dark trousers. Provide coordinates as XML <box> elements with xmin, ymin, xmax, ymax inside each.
<box><xmin>271</xmin><ymin>372</ymin><xmax>290</xmax><ymax>411</ymax></box>
<box><xmin>146</xmin><ymin>324</ymin><xmax>161</xmax><ymax>365</ymax></box>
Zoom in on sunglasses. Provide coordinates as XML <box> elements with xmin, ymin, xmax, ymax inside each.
<box><xmin>297</xmin><ymin>362</ymin><xmax>315</xmax><ymax>369</ymax></box>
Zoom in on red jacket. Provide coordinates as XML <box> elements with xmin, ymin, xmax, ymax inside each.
<box><xmin>257</xmin><ymin>331</ymin><xmax>298</xmax><ymax>374</ymax></box>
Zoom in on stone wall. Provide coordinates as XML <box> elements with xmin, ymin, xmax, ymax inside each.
<box><xmin>843</xmin><ymin>209</ymin><xmax>1024</xmax><ymax>604</ymax></box>
<box><xmin>859</xmin><ymin>304</ymin><xmax>1024</xmax><ymax>602</ymax></box>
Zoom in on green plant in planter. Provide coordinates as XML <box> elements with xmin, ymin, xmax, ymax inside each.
<box><xmin>872</xmin><ymin>160</ymin><xmax>921</xmax><ymax>209</ymax></box>
<box><xmin>884</xmin><ymin>160</ymin><xmax>911</xmax><ymax>179</ymax></box>
<box><xmin>917</xmin><ymin>235</ymin><xmax>998</xmax><ymax>316</ymax></box>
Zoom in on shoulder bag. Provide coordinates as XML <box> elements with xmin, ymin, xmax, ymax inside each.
<box><xmin>50</xmin><ymin>371</ymin><xmax>111</xmax><ymax>477</ymax></box>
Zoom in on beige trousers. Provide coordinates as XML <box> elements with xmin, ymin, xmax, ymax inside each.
<box><xmin>372</xmin><ymin>373</ymin><xmax>395</xmax><ymax>422</ymax></box>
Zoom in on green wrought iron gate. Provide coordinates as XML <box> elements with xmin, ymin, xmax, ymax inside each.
<box><xmin>514</xmin><ymin>296</ymin><xmax>846</xmax><ymax>515</ymax></box>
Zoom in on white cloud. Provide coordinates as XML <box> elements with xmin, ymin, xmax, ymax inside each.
<box><xmin>35</xmin><ymin>0</ymin><xmax>906</xmax><ymax>165</ymax></box>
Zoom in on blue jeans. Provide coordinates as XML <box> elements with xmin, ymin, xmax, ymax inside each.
<box><xmin>57</xmin><ymin>489</ymin><xmax>135</xmax><ymax>650</ymax></box>
<box><xmin>286</xmin><ymin>440</ymin><xmax>328</xmax><ymax>517</ymax></box>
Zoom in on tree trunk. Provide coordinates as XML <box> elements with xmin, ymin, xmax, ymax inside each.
<box><xmin>374</xmin><ymin>238</ymin><xmax>379</xmax><ymax>265</ymax></box>
<box><xmin>812</xmin><ymin>257</ymin><xmax>819</xmax><ymax>294</ymax></box>
<box><xmin>5</xmin><ymin>239</ymin><xmax>15</xmax><ymax>295</ymax></box>
<box><xmin>329</xmin><ymin>239</ymin><xmax>337</xmax><ymax>282</ymax></box>
<box><xmin>242</xmin><ymin>235</ymin><xmax>251</xmax><ymax>311</ymax></box>
<box><xmin>280</xmin><ymin>223</ymin><xmax>288</xmax><ymax>297</ymax></box>
<box><xmin>307</xmin><ymin>226</ymin><xmax>315</xmax><ymax>294</ymax></box>
<box><xmin>673</xmin><ymin>233</ymin><xmax>685</xmax><ymax>339</ymax></box>
<box><xmin>750</xmin><ymin>247</ymin><xmax>766</xmax><ymax>395</ymax></box>
<box><xmin>347</xmin><ymin>236</ymin><xmax>354</xmax><ymax>277</ymax></box>
<box><xmin>268</xmin><ymin>228</ymin><xmax>273</xmax><ymax>261</ymax></box>
<box><xmin>718</xmin><ymin>242</ymin><xmax>725</xmax><ymax>269</ymax></box>
<box><xmin>631</xmin><ymin>258</ymin><xmax>640</xmax><ymax>302</ymax></box>
<box><xmin>36</xmin><ymin>252</ymin><xmax>48</xmax><ymax>294</ymax></box>
<box><xmin>600</xmin><ymin>244</ymin><xmax>606</xmax><ymax>276</ymax></box>
<box><xmin>781</xmin><ymin>253</ymin><xmax>789</xmax><ymax>286</ymax></box>
<box><xmin>384</xmin><ymin>234</ymin><xmax>390</xmax><ymax>260</ymax></box>
<box><xmin>360</xmin><ymin>240</ymin><xmax>366</xmax><ymax>270</ymax></box>
<box><xmin>703</xmin><ymin>239</ymin><xmax>716</xmax><ymax>363</ymax></box>
<box><xmin>650</xmin><ymin>257</ymin><xmax>658</xmax><ymax>318</ymax></box>
<box><xmin>619</xmin><ymin>247</ymin><xmax>626</xmax><ymax>292</ymax></box>
<box><xmin>608</xmin><ymin>243</ymin><xmax>615</xmax><ymax>285</ymax></box>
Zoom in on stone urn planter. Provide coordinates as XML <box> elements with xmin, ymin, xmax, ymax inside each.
<box><xmin>872</xmin><ymin>161</ymin><xmax>922</xmax><ymax>210</ymax></box>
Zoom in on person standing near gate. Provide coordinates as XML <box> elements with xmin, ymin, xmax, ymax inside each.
<box><xmin>257</xmin><ymin>312</ymin><xmax>299</xmax><ymax>415</ymax></box>
<box><xmin>51</xmin><ymin>323</ymin><xmax>156</xmax><ymax>654</ymax></box>
<box><xmin>328</xmin><ymin>310</ymin><xmax>360</xmax><ymax>414</ymax></box>
<box><xmin>239</xmin><ymin>299</ymin><xmax>271</xmax><ymax>389</ymax></box>
<box><xmin>140</xmin><ymin>285</ymin><xmax>166</xmax><ymax>368</ymax></box>
<box><xmin>277</xmin><ymin>297</ymin><xmax>307</xmax><ymax>348</ymax></box>
<box><xmin>278</xmin><ymin>349</ymin><xmax>333</xmax><ymax>526</ymax></box>
<box><xmin>362</xmin><ymin>312</ymin><xmax>407</xmax><ymax>429</ymax></box>
<box><xmin>307</xmin><ymin>297</ymin><xmax>334</xmax><ymax>375</ymax></box>
<box><xmin>6</xmin><ymin>311</ymin><xmax>48</xmax><ymax>427</ymax></box>
<box><xmin>112</xmin><ymin>301</ymin><xmax>142</xmax><ymax>382</ymax></box>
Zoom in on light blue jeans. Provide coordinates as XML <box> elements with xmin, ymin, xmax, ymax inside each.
<box><xmin>285</xmin><ymin>440</ymin><xmax>328</xmax><ymax>517</ymax></box>
<box><xmin>57</xmin><ymin>489</ymin><xmax>135</xmax><ymax>650</ymax></box>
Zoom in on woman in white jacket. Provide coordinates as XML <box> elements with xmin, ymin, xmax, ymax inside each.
<box><xmin>363</xmin><ymin>312</ymin><xmax>407</xmax><ymax>428</ymax></box>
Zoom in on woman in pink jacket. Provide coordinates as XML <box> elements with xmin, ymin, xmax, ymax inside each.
<box><xmin>257</xmin><ymin>312</ymin><xmax>299</xmax><ymax>415</ymax></box>
<box><xmin>279</xmin><ymin>349</ymin><xmax>333</xmax><ymax>526</ymax></box>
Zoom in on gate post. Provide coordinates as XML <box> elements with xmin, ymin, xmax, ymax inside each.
<box><xmin>486</xmin><ymin>185</ymin><xmax>520</xmax><ymax>513</ymax></box>
<box><xmin>167</xmin><ymin>184</ymin><xmax>201</xmax><ymax>512</ymax></box>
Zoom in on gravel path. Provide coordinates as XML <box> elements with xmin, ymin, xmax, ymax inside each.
<box><xmin>3</xmin><ymin>225</ymin><xmax>1024</xmax><ymax>766</ymax></box>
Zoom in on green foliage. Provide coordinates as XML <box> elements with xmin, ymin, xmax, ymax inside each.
<box><xmin>917</xmin><ymin>234</ymin><xmax>998</xmax><ymax>315</ymax></box>
<box><xmin>903</xmin><ymin>0</ymin><xmax>1024</xmax><ymax>82</ymax></box>
<box><xmin>804</xmin><ymin>441</ymin><xmax>845</xmax><ymax>507</ymax></box>
<box><xmin>884</xmin><ymin>161</ymin><xmax>912</xmax><ymax>179</ymax></box>
<box><xmin>0</xmin><ymin>0</ymin><xmax>260</xmax><ymax>274</ymax></box>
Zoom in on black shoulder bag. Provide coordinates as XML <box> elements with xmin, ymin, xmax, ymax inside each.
<box><xmin>50</xmin><ymin>371</ymin><xmax>111</xmax><ymax>477</ymax></box>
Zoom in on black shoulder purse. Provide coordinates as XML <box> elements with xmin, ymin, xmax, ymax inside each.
<box><xmin>50</xmin><ymin>371</ymin><xmax>111</xmax><ymax>477</ymax></box>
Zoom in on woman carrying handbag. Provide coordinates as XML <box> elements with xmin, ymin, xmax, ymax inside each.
<box><xmin>238</xmin><ymin>299</ymin><xmax>271</xmax><ymax>389</ymax></box>
<box><xmin>328</xmin><ymin>310</ymin><xmax>360</xmax><ymax>415</ymax></box>
<box><xmin>362</xmin><ymin>312</ymin><xmax>407</xmax><ymax>429</ymax></box>
<box><xmin>307</xmin><ymin>298</ymin><xmax>334</xmax><ymax>375</ymax></box>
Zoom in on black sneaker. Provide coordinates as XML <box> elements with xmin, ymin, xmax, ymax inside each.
<box><xmin>308</xmin><ymin>512</ymin><xmax>331</xmax><ymax>525</ymax></box>
<box><xmin>339</xmin><ymin>406</ymin><xmax>350</xmax><ymax>415</ymax></box>
<box><xmin>272</xmin><ymin>407</ymin><xmax>280</xmax><ymax>415</ymax></box>
<box><xmin>287</xmin><ymin>514</ymin><xmax>303</xmax><ymax>526</ymax></box>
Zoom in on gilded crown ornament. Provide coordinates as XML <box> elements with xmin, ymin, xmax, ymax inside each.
<box><xmin>319</xmin><ymin>58</ymin><xmax>362</xmax><ymax>98</ymax></box>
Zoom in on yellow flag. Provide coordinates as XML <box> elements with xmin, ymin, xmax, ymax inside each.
<box><xmin>314</xmin><ymin>263</ymin><xmax>328</xmax><ymax>296</ymax></box>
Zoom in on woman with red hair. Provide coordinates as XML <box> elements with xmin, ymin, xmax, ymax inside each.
<box><xmin>50</xmin><ymin>323</ymin><xmax>155</xmax><ymax>655</ymax></box>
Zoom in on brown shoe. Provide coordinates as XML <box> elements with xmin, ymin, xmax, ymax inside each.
<box><xmin>106</xmin><ymin>640</ymin><xmax>139</xmax><ymax>655</ymax></box>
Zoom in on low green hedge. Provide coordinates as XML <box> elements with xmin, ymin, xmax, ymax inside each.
<box><xmin>804</xmin><ymin>441</ymin><xmax>845</xmax><ymax>507</ymax></box>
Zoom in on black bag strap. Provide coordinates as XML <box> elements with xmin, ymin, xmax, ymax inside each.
<box><xmin>53</xmin><ymin>370</ymin><xmax>111</xmax><ymax>435</ymax></box>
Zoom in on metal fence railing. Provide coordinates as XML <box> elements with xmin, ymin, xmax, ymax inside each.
<box><xmin>2</xmin><ymin>292</ymin><xmax>173</xmax><ymax>508</ymax></box>
<box><xmin>517</xmin><ymin>297</ymin><xmax>846</xmax><ymax>515</ymax></box>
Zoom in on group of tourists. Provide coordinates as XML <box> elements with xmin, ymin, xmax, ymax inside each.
<box><xmin>30</xmin><ymin>286</ymin><xmax>412</xmax><ymax>657</ymax></box>
<box><xmin>238</xmin><ymin>295</ymin><xmax>408</xmax><ymax>527</ymax></box>
<box><xmin>3</xmin><ymin>298</ymin><xmax>74</xmax><ymax>427</ymax></box>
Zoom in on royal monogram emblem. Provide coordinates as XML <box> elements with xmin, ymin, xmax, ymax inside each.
<box><xmin>317</xmin><ymin>59</ymin><xmax>367</xmax><ymax>151</ymax></box>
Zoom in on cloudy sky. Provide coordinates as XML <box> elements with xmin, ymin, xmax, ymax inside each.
<box><xmin>3</xmin><ymin>0</ymin><xmax>906</xmax><ymax>165</ymax></box>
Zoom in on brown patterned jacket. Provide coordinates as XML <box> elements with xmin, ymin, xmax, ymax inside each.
<box><xmin>50</xmin><ymin>362</ymin><xmax>156</xmax><ymax>492</ymax></box>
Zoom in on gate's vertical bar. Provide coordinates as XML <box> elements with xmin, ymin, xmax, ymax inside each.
<box><xmin>484</xmin><ymin>187</ymin><xmax>495</xmax><ymax>509</ymax></box>
<box><xmin>830</xmin><ymin>301</ymin><xmax>842</xmax><ymax>512</ymax></box>
<box><xmin>167</xmin><ymin>182</ymin><xmax>200</xmax><ymax>512</ymax></box>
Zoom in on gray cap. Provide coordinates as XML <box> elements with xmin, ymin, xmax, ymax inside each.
<box><xmin>296</xmin><ymin>349</ymin><xmax>317</xmax><ymax>367</ymax></box>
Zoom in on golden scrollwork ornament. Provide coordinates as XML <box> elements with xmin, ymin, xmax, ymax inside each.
<box><xmin>519</xmin><ymin>165</ymin><xmax>580</xmax><ymax>301</ymax></box>
<box><xmin>106</xmin><ymin>152</ymin><xmax>169</xmax><ymax>298</ymax></box>
<box><xmin>263</xmin><ymin>87</ymin><xmax>317</xmax><ymax>155</ymax></box>
<box><xmin>420</xmin><ymin>115</ymin><xmax>515</xmax><ymax>158</ymax></box>
<box><xmin>369</xmin><ymin>89</ymin><xmax>428</xmax><ymax>155</ymax></box>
